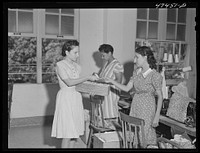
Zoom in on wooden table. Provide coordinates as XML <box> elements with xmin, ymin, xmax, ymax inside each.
<box><xmin>159</xmin><ymin>115</ymin><xmax>196</xmax><ymax>137</ymax></box>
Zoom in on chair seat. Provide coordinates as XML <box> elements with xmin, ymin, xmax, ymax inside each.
<box><xmin>89</xmin><ymin>124</ymin><xmax>115</xmax><ymax>133</ymax></box>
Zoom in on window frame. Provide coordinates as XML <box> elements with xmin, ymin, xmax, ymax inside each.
<box><xmin>136</xmin><ymin>8</ymin><xmax>187</xmax><ymax>42</ymax></box>
<box><xmin>8</xmin><ymin>9</ymin><xmax>37</xmax><ymax>37</ymax></box>
<box><xmin>166</xmin><ymin>8</ymin><xmax>187</xmax><ymax>41</ymax></box>
<box><xmin>8</xmin><ymin>8</ymin><xmax>80</xmax><ymax>84</ymax></box>
<box><xmin>136</xmin><ymin>8</ymin><xmax>159</xmax><ymax>40</ymax></box>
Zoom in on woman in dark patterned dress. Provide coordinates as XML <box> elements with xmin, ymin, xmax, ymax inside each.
<box><xmin>105</xmin><ymin>46</ymin><xmax>163</xmax><ymax>147</ymax></box>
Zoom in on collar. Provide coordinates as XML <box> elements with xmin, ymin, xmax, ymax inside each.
<box><xmin>137</xmin><ymin>68</ymin><xmax>153</xmax><ymax>78</ymax></box>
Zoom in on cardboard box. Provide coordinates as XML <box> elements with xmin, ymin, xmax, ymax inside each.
<box><xmin>93</xmin><ymin>131</ymin><xmax>122</xmax><ymax>148</ymax></box>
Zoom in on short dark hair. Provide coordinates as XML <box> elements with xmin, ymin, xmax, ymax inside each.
<box><xmin>98</xmin><ymin>44</ymin><xmax>114</xmax><ymax>54</ymax></box>
<box><xmin>62</xmin><ymin>40</ymin><xmax>79</xmax><ymax>56</ymax></box>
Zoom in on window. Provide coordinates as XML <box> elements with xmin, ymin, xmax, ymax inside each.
<box><xmin>136</xmin><ymin>8</ymin><xmax>187</xmax><ymax>41</ymax></box>
<box><xmin>8</xmin><ymin>9</ymin><xmax>34</xmax><ymax>35</ymax></box>
<box><xmin>8</xmin><ymin>36</ymin><xmax>37</xmax><ymax>83</ymax></box>
<box><xmin>8</xmin><ymin>9</ymin><xmax>37</xmax><ymax>83</ymax></box>
<box><xmin>45</xmin><ymin>9</ymin><xmax>75</xmax><ymax>37</ymax></box>
<box><xmin>136</xmin><ymin>8</ymin><xmax>159</xmax><ymax>39</ymax></box>
<box><xmin>166</xmin><ymin>8</ymin><xmax>186</xmax><ymax>41</ymax></box>
<box><xmin>41</xmin><ymin>9</ymin><xmax>78</xmax><ymax>83</ymax></box>
<box><xmin>8</xmin><ymin>9</ymin><xmax>79</xmax><ymax>83</ymax></box>
<box><xmin>42</xmin><ymin>38</ymin><xmax>66</xmax><ymax>83</ymax></box>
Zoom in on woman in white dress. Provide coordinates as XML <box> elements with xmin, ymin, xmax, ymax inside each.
<box><xmin>51</xmin><ymin>40</ymin><xmax>98</xmax><ymax>148</ymax></box>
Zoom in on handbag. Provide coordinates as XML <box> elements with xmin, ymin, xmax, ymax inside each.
<box><xmin>166</xmin><ymin>81</ymin><xmax>195</xmax><ymax>123</ymax></box>
<box><xmin>166</xmin><ymin>93</ymin><xmax>190</xmax><ymax>123</ymax></box>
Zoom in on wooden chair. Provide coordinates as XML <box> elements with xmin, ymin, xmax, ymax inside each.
<box><xmin>87</xmin><ymin>95</ymin><xmax>116</xmax><ymax>148</ymax></box>
<box><xmin>119</xmin><ymin>111</ymin><xmax>146</xmax><ymax>148</ymax></box>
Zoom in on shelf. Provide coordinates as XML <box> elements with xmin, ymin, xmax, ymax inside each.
<box><xmin>135</xmin><ymin>39</ymin><xmax>188</xmax><ymax>87</ymax></box>
<box><xmin>157</xmin><ymin>62</ymin><xmax>182</xmax><ymax>66</ymax></box>
<box><xmin>166</xmin><ymin>79</ymin><xmax>184</xmax><ymax>86</ymax></box>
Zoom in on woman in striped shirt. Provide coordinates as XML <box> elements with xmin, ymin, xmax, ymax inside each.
<box><xmin>98</xmin><ymin>44</ymin><xmax>124</xmax><ymax>126</ymax></box>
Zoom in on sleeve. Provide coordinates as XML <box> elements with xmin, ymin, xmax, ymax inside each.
<box><xmin>113</xmin><ymin>62</ymin><xmax>124</xmax><ymax>73</ymax></box>
<box><xmin>152</xmin><ymin>72</ymin><xmax>162</xmax><ymax>91</ymax></box>
<box><xmin>56</xmin><ymin>62</ymin><xmax>70</xmax><ymax>80</ymax></box>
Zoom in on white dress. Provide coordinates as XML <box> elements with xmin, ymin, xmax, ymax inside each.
<box><xmin>51</xmin><ymin>59</ymin><xmax>84</xmax><ymax>138</ymax></box>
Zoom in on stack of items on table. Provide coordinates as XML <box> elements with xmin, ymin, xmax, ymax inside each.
<box><xmin>162</xmin><ymin>81</ymin><xmax>196</xmax><ymax>128</ymax></box>
<box><xmin>158</xmin><ymin>134</ymin><xmax>196</xmax><ymax>149</ymax></box>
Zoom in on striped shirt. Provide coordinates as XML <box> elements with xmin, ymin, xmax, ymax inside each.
<box><xmin>99</xmin><ymin>59</ymin><xmax>124</xmax><ymax>119</ymax></box>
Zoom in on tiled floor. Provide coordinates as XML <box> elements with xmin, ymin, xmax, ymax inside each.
<box><xmin>8</xmin><ymin>124</ymin><xmax>87</xmax><ymax>149</ymax></box>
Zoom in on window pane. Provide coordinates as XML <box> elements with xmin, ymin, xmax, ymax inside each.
<box><xmin>8</xmin><ymin>11</ymin><xmax>16</xmax><ymax>32</ymax></box>
<box><xmin>42</xmin><ymin>38</ymin><xmax>65</xmax><ymax>83</ymax></box>
<box><xmin>149</xmin><ymin>9</ymin><xmax>158</xmax><ymax>20</ymax></box>
<box><xmin>178</xmin><ymin>9</ymin><xmax>186</xmax><ymax>23</ymax></box>
<box><xmin>61</xmin><ymin>9</ymin><xmax>74</xmax><ymax>15</ymax></box>
<box><xmin>18</xmin><ymin>11</ymin><xmax>33</xmax><ymax>33</ymax></box>
<box><xmin>177</xmin><ymin>25</ymin><xmax>185</xmax><ymax>41</ymax></box>
<box><xmin>45</xmin><ymin>14</ymin><xmax>59</xmax><ymax>35</ymax></box>
<box><xmin>167</xmin><ymin>9</ymin><xmax>176</xmax><ymax>22</ymax></box>
<box><xmin>136</xmin><ymin>21</ymin><xmax>147</xmax><ymax>39</ymax></box>
<box><xmin>8</xmin><ymin>36</ymin><xmax>37</xmax><ymax>83</ymax></box>
<box><xmin>137</xmin><ymin>9</ymin><xmax>147</xmax><ymax>19</ymax></box>
<box><xmin>148</xmin><ymin>22</ymin><xmax>158</xmax><ymax>39</ymax></box>
<box><xmin>42</xmin><ymin>73</ymin><xmax>58</xmax><ymax>83</ymax></box>
<box><xmin>61</xmin><ymin>16</ymin><xmax>74</xmax><ymax>36</ymax></box>
<box><xmin>166</xmin><ymin>24</ymin><xmax>176</xmax><ymax>40</ymax></box>
<box><xmin>46</xmin><ymin>9</ymin><xmax>59</xmax><ymax>13</ymax></box>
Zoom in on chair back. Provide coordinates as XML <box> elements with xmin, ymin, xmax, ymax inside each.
<box><xmin>119</xmin><ymin>111</ymin><xmax>146</xmax><ymax>148</ymax></box>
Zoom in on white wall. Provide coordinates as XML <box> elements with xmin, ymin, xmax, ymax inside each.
<box><xmin>104</xmin><ymin>9</ymin><xmax>137</xmax><ymax>83</ymax></box>
<box><xmin>104</xmin><ymin>9</ymin><xmax>136</xmax><ymax>63</ymax></box>
<box><xmin>79</xmin><ymin>9</ymin><xmax>104</xmax><ymax>77</ymax></box>
<box><xmin>11</xmin><ymin>84</ymin><xmax>59</xmax><ymax>118</ymax></box>
<box><xmin>185</xmin><ymin>8</ymin><xmax>196</xmax><ymax>98</ymax></box>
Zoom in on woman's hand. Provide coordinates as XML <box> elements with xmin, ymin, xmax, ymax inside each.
<box><xmin>152</xmin><ymin>116</ymin><xmax>159</xmax><ymax>128</ymax></box>
<box><xmin>104</xmin><ymin>77</ymin><xmax>113</xmax><ymax>84</ymax></box>
<box><xmin>88</xmin><ymin>75</ymin><xmax>99</xmax><ymax>81</ymax></box>
<box><xmin>92</xmin><ymin>73</ymin><xmax>100</xmax><ymax>79</ymax></box>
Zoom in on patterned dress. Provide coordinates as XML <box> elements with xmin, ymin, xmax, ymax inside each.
<box><xmin>129</xmin><ymin>68</ymin><xmax>162</xmax><ymax>145</ymax></box>
<box><xmin>51</xmin><ymin>59</ymin><xmax>84</xmax><ymax>138</ymax></box>
<box><xmin>99</xmin><ymin>59</ymin><xmax>124</xmax><ymax>119</ymax></box>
